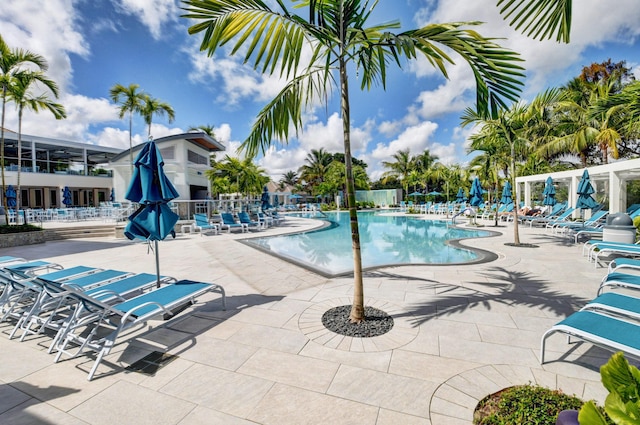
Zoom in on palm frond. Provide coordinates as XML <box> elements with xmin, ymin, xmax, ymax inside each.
<box><xmin>497</xmin><ymin>0</ymin><xmax>572</xmax><ymax>43</ymax></box>
<box><xmin>240</xmin><ymin>66</ymin><xmax>335</xmax><ymax>157</ymax></box>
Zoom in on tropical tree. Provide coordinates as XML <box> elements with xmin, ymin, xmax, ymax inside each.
<box><xmin>463</xmin><ymin>89</ymin><xmax>563</xmax><ymax>244</ymax></box>
<box><xmin>110</xmin><ymin>83</ymin><xmax>146</xmax><ymax>177</ymax></box>
<box><xmin>188</xmin><ymin>124</ymin><xmax>217</xmax><ymax>136</ymax></box>
<box><xmin>9</xmin><ymin>71</ymin><xmax>65</xmax><ymax>211</ymax></box>
<box><xmin>0</xmin><ymin>34</ymin><xmax>49</xmax><ymax>223</ymax></box>
<box><xmin>280</xmin><ymin>170</ymin><xmax>299</xmax><ymax>187</ymax></box>
<box><xmin>140</xmin><ymin>94</ymin><xmax>175</xmax><ymax>138</ymax></box>
<box><xmin>213</xmin><ymin>155</ymin><xmax>269</xmax><ymax>196</ymax></box>
<box><xmin>382</xmin><ymin>149</ymin><xmax>413</xmax><ymax>197</ymax></box>
<box><xmin>182</xmin><ymin>0</ymin><xmax>524</xmax><ymax>322</ymax></box>
<box><xmin>298</xmin><ymin>148</ymin><xmax>333</xmax><ymax>193</ymax></box>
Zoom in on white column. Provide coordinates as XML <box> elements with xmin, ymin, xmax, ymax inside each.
<box><xmin>524</xmin><ymin>182</ymin><xmax>532</xmax><ymax>207</ymax></box>
<box><xmin>571</xmin><ymin>175</ymin><xmax>579</xmax><ymax>218</ymax></box>
<box><xmin>609</xmin><ymin>171</ymin><xmax>623</xmax><ymax>213</ymax></box>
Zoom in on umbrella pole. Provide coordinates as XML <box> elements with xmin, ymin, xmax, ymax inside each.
<box><xmin>155</xmin><ymin>239</ymin><xmax>161</xmax><ymax>288</ymax></box>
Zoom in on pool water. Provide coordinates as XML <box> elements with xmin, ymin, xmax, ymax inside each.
<box><xmin>244</xmin><ymin>211</ymin><xmax>493</xmax><ymax>276</ymax></box>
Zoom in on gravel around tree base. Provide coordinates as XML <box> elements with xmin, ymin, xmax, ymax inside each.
<box><xmin>321</xmin><ymin>305</ymin><xmax>394</xmax><ymax>337</ymax></box>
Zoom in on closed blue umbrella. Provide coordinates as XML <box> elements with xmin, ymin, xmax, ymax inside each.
<box><xmin>500</xmin><ymin>181</ymin><xmax>512</xmax><ymax>205</ymax></box>
<box><xmin>469</xmin><ymin>178</ymin><xmax>484</xmax><ymax>207</ymax></box>
<box><xmin>124</xmin><ymin>138</ymin><xmax>180</xmax><ymax>287</ymax></box>
<box><xmin>260</xmin><ymin>186</ymin><xmax>270</xmax><ymax>212</ymax></box>
<box><xmin>62</xmin><ymin>186</ymin><xmax>72</xmax><ymax>206</ymax></box>
<box><xmin>455</xmin><ymin>188</ymin><xmax>465</xmax><ymax>203</ymax></box>
<box><xmin>576</xmin><ymin>169</ymin><xmax>599</xmax><ymax>210</ymax></box>
<box><xmin>110</xmin><ymin>188</ymin><xmax>115</xmax><ymax>202</ymax></box>
<box><xmin>5</xmin><ymin>185</ymin><xmax>16</xmax><ymax>208</ymax></box>
<box><xmin>542</xmin><ymin>176</ymin><xmax>556</xmax><ymax>206</ymax></box>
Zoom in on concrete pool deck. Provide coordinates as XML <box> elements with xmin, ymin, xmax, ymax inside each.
<box><xmin>0</xmin><ymin>214</ymin><xmax>617</xmax><ymax>424</ymax></box>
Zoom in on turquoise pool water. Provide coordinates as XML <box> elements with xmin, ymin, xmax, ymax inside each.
<box><xmin>244</xmin><ymin>211</ymin><xmax>493</xmax><ymax>276</ymax></box>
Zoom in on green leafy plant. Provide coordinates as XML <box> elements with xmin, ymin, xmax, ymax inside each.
<box><xmin>0</xmin><ymin>224</ymin><xmax>42</xmax><ymax>234</ymax></box>
<box><xmin>579</xmin><ymin>351</ymin><xmax>640</xmax><ymax>424</ymax></box>
<box><xmin>474</xmin><ymin>384</ymin><xmax>587</xmax><ymax>424</ymax></box>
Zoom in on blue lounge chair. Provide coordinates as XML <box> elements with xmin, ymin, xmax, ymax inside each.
<box><xmin>608</xmin><ymin>257</ymin><xmax>640</xmax><ymax>274</ymax></box>
<box><xmin>193</xmin><ymin>213</ymin><xmax>219</xmax><ymax>236</ymax></box>
<box><xmin>586</xmin><ymin>242</ymin><xmax>640</xmax><ymax>267</ymax></box>
<box><xmin>541</xmin><ymin>310</ymin><xmax>640</xmax><ymax>364</ymax></box>
<box><xmin>550</xmin><ymin>209</ymin><xmax>608</xmax><ymax>234</ymax></box>
<box><xmin>220</xmin><ymin>213</ymin><xmax>247</xmax><ymax>233</ymax></box>
<box><xmin>598</xmin><ymin>271</ymin><xmax>640</xmax><ymax>295</ymax></box>
<box><xmin>15</xmin><ymin>271</ymin><xmax>178</xmax><ymax>349</ymax></box>
<box><xmin>238</xmin><ymin>212</ymin><xmax>262</xmax><ymax>230</ymax></box>
<box><xmin>54</xmin><ymin>279</ymin><xmax>226</xmax><ymax>380</ymax></box>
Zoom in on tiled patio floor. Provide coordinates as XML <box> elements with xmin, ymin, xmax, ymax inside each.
<box><xmin>0</xmin><ymin>214</ymin><xmax>616</xmax><ymax>424</ymax></box>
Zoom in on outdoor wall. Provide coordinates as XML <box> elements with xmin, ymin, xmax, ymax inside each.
<box><xmin>355</xmin><ymin>189</ymin><xmax>401</xmax><ymax>206</ymax></box>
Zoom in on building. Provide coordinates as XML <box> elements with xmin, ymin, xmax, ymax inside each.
<box><xmin>109</xmin><ymin>132</ymin><xmax>225</xmax><ymax>202</ymax></box>
<box><xmin>0</xmin><ymin>130</ymin><xmax>225</xmax><ymax>209</ymax></box>
<box><xmin>0</xmin><ymin>130</ymin><xmax>120</xmax><ymax>208</ymax></box>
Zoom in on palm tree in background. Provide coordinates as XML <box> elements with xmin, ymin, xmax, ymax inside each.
<box><xmin>298</xmin><ymin>148</ymin><xmax>332</xmax><ymax>193</ymax></box>
<box><xmin>0</xmin><ymin>34</ymin><xmax>49</xmax><ymax>223</ymax></box>
<box><xmin>110</xmin><ymin>83</ymin><xmax>146</xmax><ymax>177</ymax></box>
<box><xmin>280</xmin><ymin>170</ymin><xmax>299</xmax><ymax>187</ymax></box>
<box><xmin>182</xmin><ymin>0</ymin><xmax>525</xmax><ymax>322</ymax></box>
<box><xmin>382</xmin><ymin>149</ymin><xmax>413</xmax><ymax>198</ymax></box>
<box><xmin>188</xmin><ymin>124</ymin><xmax>216</xmax><ymax>136</ymax></box>
<box><xmin>140</xmin><ymin>94</ymin><xmax>175</xmax><ymax>138</ymax></box>
<box><xmin>10</xmin><ymin>71</ymin><xmax>65</xmax><ymax>211</ymax></box>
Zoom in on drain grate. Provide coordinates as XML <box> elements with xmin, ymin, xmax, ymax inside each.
<box><xmin>125</xmin><ymin>351</ymin><xmax>178</xmax><ymax>376</ymax></box>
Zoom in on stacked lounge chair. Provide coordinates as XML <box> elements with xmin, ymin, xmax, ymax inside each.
<box><xmin>0</xmin><ymin>260</ymin><xmax>226</xmax><ymax>380</ymax></box>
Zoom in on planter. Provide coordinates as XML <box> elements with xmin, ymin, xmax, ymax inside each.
<box><xmin>0</xmin><ymin>230</ymin><xmax>46</xmax><ymax>248</ymax></box>
<box><xmin>556</xmin><ymin>409</ymin><xmax>579</xmax><ymax>425</ymax></box>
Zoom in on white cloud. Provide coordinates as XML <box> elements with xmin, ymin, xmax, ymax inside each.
<box><xmin>257</xmin><ymin>146</ymin><xmax>309</xmax><ymax>179</ymax></box>
<box><xmin>115</xmin><ymin>0</ymin><xmax>178</xmax><ymax>40</ymax></box>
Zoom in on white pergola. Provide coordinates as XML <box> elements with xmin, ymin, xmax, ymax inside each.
<box><xmin>515</xmin><ymin>157</ymin><xmax>640</xmax><ymax>217</ymax></box>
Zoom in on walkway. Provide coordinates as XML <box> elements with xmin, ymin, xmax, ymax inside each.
<box><xmin>0</xmin><ymin>215</ymin><xmax>613</xmax><ymax>424</ymax></box>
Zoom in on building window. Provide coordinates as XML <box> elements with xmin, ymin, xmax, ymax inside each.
<box><xmin>187</xmin><ymin>149</ymin><xmax>208</xmax><ymax>165</ymax></box>
<box><xmin>160</xmin><ymin>146</ymin><xmax>175</xmax><ymax>160</ymax></box>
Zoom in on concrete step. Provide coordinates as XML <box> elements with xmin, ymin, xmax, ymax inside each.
<box><xmin>44</xmin><ymin>225</ymin><xmax>116</xmax><ymax>241</ymax></box>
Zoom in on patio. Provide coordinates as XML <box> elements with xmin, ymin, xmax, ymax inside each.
<box><xmin>0</xmin><ymin>215</ymin><xmax>614</xmax><ymax>424</ymax></box>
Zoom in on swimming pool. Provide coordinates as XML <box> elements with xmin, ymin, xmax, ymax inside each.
<box><xmin>243</xmin><ymin>211</ymin><xmax>497</xmax><ymax>276</ymax></box>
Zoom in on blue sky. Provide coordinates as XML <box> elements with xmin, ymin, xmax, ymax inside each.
<box><xmin>1</xmin><ymin>0</ymin><xmax>640</xmax><ymax>181</ymax></box>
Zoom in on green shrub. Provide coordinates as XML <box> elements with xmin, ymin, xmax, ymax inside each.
<box><xmin>0</xmin><ymin>224</ymin><xmax>42</xmax><ymax>234</ymax></box>
<box><xmin>474</xmin><ymin>384</ymin><xmax>591</xmax><ymax>425</ymax></box>
<box><xmin>579</xmin><ymin>352</ymin><xmax>640</xmax><ymax>424</ymax></box>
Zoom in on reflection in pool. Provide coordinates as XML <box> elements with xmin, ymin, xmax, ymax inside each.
<box><xmin>243</xmin><ymin>211</ymin><xmax>493</xmax><ymax>276</ymax></box>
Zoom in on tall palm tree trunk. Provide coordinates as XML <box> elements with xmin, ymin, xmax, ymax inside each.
<box><xmin>16</xmin><ymin>108</ymin><xmax>22</xmax><ymax>218</ymax></box>
<box><xmin>0</xmin><ymin>91</ymin><xmax>8</xmax><ymax>224</ymax></box>
<box><xmin>510</xmin><ymin>139</ymin><xmax>520</xmax><ymax>244</ymax></box>
<box><xmin>339</xmin><ymin>51</ymin><xmax>364</xmax><ymax>323</ymax></box>
<box><xmin>128</xmin><ymin>111</ymin><xmax>133</xmax><ymax>178</ymax></box>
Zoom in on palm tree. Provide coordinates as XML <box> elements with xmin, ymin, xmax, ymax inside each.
<box><xmin>140</xmin><ymin>94</ymin><xmax>175</xmax><ymax>138</ymax></box>
<box><xmin>0</xmin><ymin>35</ymin><xmax>49</xmax><ymax>223</ymax></box>
<box><xmin>110</xmin><ymin>83</ymin><xmax>145</xmax><ymax>177</ymax></box>
<box><xmin>182</xmin><ymin>0</ymin><xmax>524</xmax><ymax>322</ymax></box>
<box><xmin>188</xmin><ymin>124</ymin><xmax>216</xmax><ymax>136</ymax></box>
<box><xmin>280</xmin><ymin>170</ymin><xmax>299</xmax><ymax>187</ymax></box>
<box><xmin>382</xmin><ymin>149</ymin><xmax>413</xmax><ymax>198</ymax></box>
<box><xmin>536</xmin><ymin>78</ymin><xmax>621</xmax><ymax>166</ymax></box>
<box><xmin>298</xmin><ymin>148</ymin><xmax>332</xmax><ymax>193</ymax></box>
<box><xmin>462</xmin><ymin>89</ymin><xmax>563</xmax><ymax>244</ymax></box>
<box><xmin>9</xmin><ymin>71</ymin><xmax>65</xmax><ymax>211</ymax></box>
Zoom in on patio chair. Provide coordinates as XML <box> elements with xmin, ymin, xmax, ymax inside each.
<box><xmin>521</xmin><ymin>202</ymin><xmax>566</xmax><ymax>227</ymax></box>
<box><xmin>193</xmin><ymin>213</ymin><xmax>219</xmax><ymax>236</ymax></box>
<box><xmin>550</xmin><ymin>209</ymin><xmax>608</xmax><ymax>234</ymax></box>
<box><xmin>608</xmin><ymin>257</ymin><xmax>640</xmax><ymax>274</ymax></box>
<box><xmin>238</xmin><ymin>212</ymin><xmax>262</xmax><ymax>231</ymax></box>
<box><xmin>598</xmin><ymin>271</ymin><xmax>640</xmax><ymax>295</ymax></box>
<box><xmin>220</xmin><ymin>212</ymin><xmax>248</xmax><ymax>233</ymax></box>
<box><xmin>53</xmin><ymin>279</ymin><xmax>226</xmax><ymax>380</ymax></box>
<box><xmin>16</xmin><ymin>272</ymin><xmax>177</xmax><ymax>349</ymax></box>
<box><xmin>540</xmin><ymin>309</ymin><xmax>640</xmax><ymax>364</ymax></box>
<box><xmin>586</xmin><ymin>241</ymin><xmax>640</xmax><ymax>267</ymax></box>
